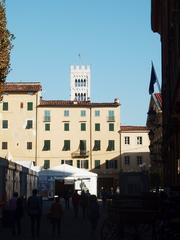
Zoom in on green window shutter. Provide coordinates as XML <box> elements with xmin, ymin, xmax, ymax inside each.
<box><xmin>26</xmin><ymin>120</ymin><xmax>33</xmax><ymax>129</ymax></box>
<box><xmin>107</xmin><ymin>140</ymin><xmax>115</xmax><ymax>151</ymax></box>
<box><xmin>64</xmin><ymin>123</ymin><xmax>69</xmax><ymax>131</ymax></box>
<box><xmin>64</xmin><ymin>110</ymin><xmax>69</xmax><ymax>116</ymax></box>
<box><xmin>80</xmin><ymin>110</ymin><xmax>86</xmax><ymax>116</ymax></box>
<box><xmin>2</xmin><ymin>120</ymin><xmax>8</xmax><ymax>129</ymax></box>
<box><xmin>44</xmin><ymin>110</ymin><xmax>51</xmax><ymax>122</ymax></box>
<box><xmin>45</xmin><ymin>123</ymin><xmax>50</xmax><ymax>131</ymax></box>
<box><xmin>81</xmin><ymin>123</ymin><xmax>86</xmax><ymax>131</ymax></box>
<box><xmin>109</xmin><ymin>123</ymin><xmax>114</xmax><ymax>131</ymax></box>
<box><xmin>80</xmin><ymin>140</ymin><xmax>86</xmax><ymax>151</ymax></box>
<box><xmin>77</xmin><ymin>160</ymin><xmax>80</xmax><ymax>168</ymax></box>
<box><xmin>95</xmin><ymin>123</ymin><xmax>100</xmax><ymax>131</ymax></box>
<box><xmin>95</xmin><ymin>160</ymin><xmax>100</xmax><ymax>169</ymax></box>
<box><xmin>63</xmin><ymin>140</ymin><xmax>70</xmax><ymax>151</ymax></box>
<box><xmin>43</xmin><ymin>140</ymin><xmax>51</xmax><ymax>151</ymax></box>
<box><xmin>44</xmin><ymin>160</ymin><xmax>50</xmax><ymax>169</ymax></box>
<box><xmin>93</xmin><ymin>140</ymin><xmax>101</xmax><ymax>151</ymax></box>
<box><xmin>3</xmin><ymin>102</ymin><xmax>8</xmax><ymax>111</ymax></box>
<box><xmin>27</xmin><ymin>102</ymin><xmax>33</xmax><ymax>111</ymax></box>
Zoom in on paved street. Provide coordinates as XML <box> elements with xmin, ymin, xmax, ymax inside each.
<box><xmin>0</xmin><ymin>199</ymin><xmax>106</xmax><ymax>240</ymax></box>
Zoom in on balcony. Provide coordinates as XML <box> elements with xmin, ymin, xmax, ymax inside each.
<box><xmin>71</xmin><ymin>150</ymin><xmax>89</xmax><ymax>158</ymax></box>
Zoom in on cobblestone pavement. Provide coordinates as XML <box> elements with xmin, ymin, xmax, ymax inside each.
<box><xmin>0</xmin><ymin>199</ymin><xmax>107</xmax><ymax>240</ymax></box>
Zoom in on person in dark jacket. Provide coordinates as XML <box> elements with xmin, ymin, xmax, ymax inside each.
<box><xmin>49</xmin><ymin>196</ymin><xmax>63</xmax><ymax>238</ymax></box>
<box><xmin>72</xmin><ymin>190</ymin><xmax>80</xmax><ymax>218</ymax></box>
<box><xmin>87</xmin><ymin>195</ymin><xmax>100</xmax><ymax>235</ymax></box>
<box><xmin>27</xmin><ymin>189</ymin><xmax>42</xmax><ymax>238</ymax></box>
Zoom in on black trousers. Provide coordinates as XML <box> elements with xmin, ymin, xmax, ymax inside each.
<box><xmin>30</xmin><ymin>215</ymin><xmax>41</xmax><ymax>237</ymax></box>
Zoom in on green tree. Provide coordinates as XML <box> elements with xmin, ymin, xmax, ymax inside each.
<box><xmin>0</xmin><ymin>0</ymin><xmax>14</xmax><ymax>98</ymax></box>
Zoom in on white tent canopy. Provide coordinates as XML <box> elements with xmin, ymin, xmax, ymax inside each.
<box><xmin>38</xmin><ymin>164</ymin><xmax>97</xmax><ymax>196</ymax></box>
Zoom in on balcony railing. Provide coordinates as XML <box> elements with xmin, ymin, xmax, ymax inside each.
<box><xmin>107</xmin><ymin>116</ymin><xmax>115</xmax><ymax>122</ymax></box>
<box><xmin>43</xmin><ymin>116</ymin><xmax>51</xmax><ymax>122</ymax></box>
<box><xmin>71</xmin><ymin>150</ymin><xmax>89</xmax><ymax>158</ymax></box>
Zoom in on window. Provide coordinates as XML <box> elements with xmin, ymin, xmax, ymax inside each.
<box><xmin>80</xmin><ymin>140</ymin><xmax>86</xmax><ymax>152</ymax></box>
<box><xmin>80</xmin><ymin>110</ymin><xmax>86</xmax><ymax>117</ymax></box>
<box><xmin>109</xmin><ymin>123</ymin><xmax>114</xmax><ymax>131</ymax></box>
<box><xmin>44</xmin><ymin>110</ymin><xmax>51</xmax><ymax>122</ymax></box>
<box><xmin>125</xmin><ymin>136</ymin><xmax>130</xmax><ymax>144</ymax></box>
<box><xmin>95</xmin><ymin>110</ymin><xmax>100</xmax><ymax>117</ymax></box>
<box><xmin>63</xmin><ymin>140</ymin><xmax>70</xmax><ymax>151</ymax></box>
<box><xmin>137</xmin><ymin>136</ymin><xmax>142</xmax><ymax>145</ymax></box>
<box><xmin>45</xmin><ymin>123</ymin><xmax>50</xmax><ymax>131</ymax></box>
<box><xmin>64</xmin><ymin>123</ymin><xmax>69</xmax><ymax>131</ymax></box>
<box><xmin>106</xmin><ymin>160</ymin><xmax>117</xmax><ymax>169</ymax></box>
<box><xmin>2</xmin><ymin>120</ymin><xmax>8</xmax><ymax>129</ymax></box>
<box><xmin>26</xmin><ymin>120</ymin><xmax>33</xmax><ymax>129</ymax></box>
<box><xmin>75</xmin><ymin>79</ymin><xmax>77</xmax><ymax>87</ymax></box>
<box><xmin>44</xmin><ymin>160</ymin><xmax>50</xmax><ymax>169</ymax></box>
<box><xmin>64</xmin><ymin>110</ymin><xmax>69</xmax><ymax>117</ymax></box>
<box><xmin>20</xmin><ymin>102</ymin><xmax>23</xmax><ymax>108</ymax></box>
<box><xmin>43</xmin><ymin>140</ymin><xmax>51</xmax><ymax>151</ymax></box>
<box><xmin>77</xmin><ymin>159</ymin><xmax>88</xmax><ymax>169</ymax></box>
<box><xmin>93</xmin><ymin>140</ymin><xmax>101</xmax><ymax>151</ymax></box>
<box><xmin>27</xmin><ymin>102</ymin><xmax>33</xmax><ymax>111</ymax></box>
<box><xmin>95</xmin><ymin>160</ymin><xmax>100</xmax><ymax>169</ymax></box>
<box><xmin>95</xmin><ymin>123</ymin><xmax>100</xmax><ymax>131</ymax></box>
<box><xmin>61</xmin><ymin>160</ymin><xmax>72</xmax><ymax>166</ymax></box>
<box><xmin>2</xmin><ymin>142</ymin><xmax>8</xmax><ymax>149</ymax></box>
<box><xmin>3</xmin><ymin>102</ymin><xmax>8</xmax><ymax>111</ymax></box>
<box><xmin>107</xmin><ymin>140</ymin><xmax>115</xmax><ymax>151</ymax></box>
<box><xmin>81</xmin><ymin>123</ymin><xmax>86</xmax><ymax>131</ymax></box>
<box><xmin>124</xmin><ymin>156</ymin><xmax>130</xmax><ymax>165</ymax></box>
<box><xmin>137</xmin><ymin>156</ymin><xmax>143</xmax><ymax>165</ymax></box>
<box><xmin>108</xmin><ymin>110</ymin><xmax>115</xmax><ymax>121</ymax></box>
<box><xmin>27</xmin><ymin>142</ymin><xmax>32</xmax><ymax>150</ymax></box>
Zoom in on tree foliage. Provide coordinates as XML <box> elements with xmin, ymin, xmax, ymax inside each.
<box><xmin>0</xmin><ymin>0</ymin><xmax>14</xmax><ymax>85</ymax></box>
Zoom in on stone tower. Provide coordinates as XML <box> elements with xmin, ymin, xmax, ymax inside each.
<box><xmin>70</xmin><ymin>65</ymin><xmax>91</xmax><ymax>101</ymax></box>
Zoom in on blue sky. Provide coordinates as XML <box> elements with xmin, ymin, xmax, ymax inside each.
<box><xmin>6</xmin><ymin>0</ymin><xmax>161</xmax><ymax>125</ymax></box>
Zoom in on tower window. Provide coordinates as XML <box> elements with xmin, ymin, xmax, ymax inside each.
<box><xmin>81</xmin><ymin>79</ymin><xmax>83</xmax><ymax>86</ymax></box>
<box><xmin>75</xmin><ymin>79</ymin><xmax>77</xmax><ymax>87</ymax></box>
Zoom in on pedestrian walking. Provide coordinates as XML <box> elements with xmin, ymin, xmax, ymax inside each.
<box><xmin>48</xmin><ymin>196</ymin><xmax>63</xmax><ymax>238</ymax></box>
<box><xmin>64</xmin><ymin>189</ymin><xmax>71</xmax><ymax>209</ymax></box>
<box><xmin>80</xmin><ymin>190</ymin><xmax>88</xmax><ymax>219</ymax></box>
<box><xmin>7</xmin><ymin>192</ymin><xmax>18</xmax><ymax>236</ymax></box>
<box><xmin>87</xmin><ymin>195</ymin><xmax>100</xmax><ymax>235</ymax></box>
<box><xmin>15</xmin><ymin>195</ymin><xmax>24</xmax><ymax>235</ymax></box>
<box><xmin>27</xmin><ymin>188</ymin><xmax>42</xmax><ymax>238</ymax></box>
<box><xmin>72</xmin><ymin>190</ymin><xmax>80</xmax><ymax>218</ymax></box>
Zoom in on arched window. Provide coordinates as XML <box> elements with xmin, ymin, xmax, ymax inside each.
<box><xmin>81</xmin><ymin>79</ymin><xmax>83</xmax><ymax>87</ymax></box>
<box><xmin>84</xmin><ymin>79</ymin><xmax>86</xmax><ymax>87</ymax></box>
<box><xmin>75</xmin><ymin>93</ymin><xmax>77</xmax><ymax>100</ymax></box>
<box><xmin>81</xmin><ymin>93</ymin><xmax>83</xmax><ymax>101</ymax></box>
<box><xmin>78</xmin><ymin>79</ymin><xmax>80</xmax><ymax>87</ymax></box>
<box><xmin>75</xmin><ymin>79</ymin><xmax>77</xmax><ymax>87</ymax></box>
<box><xmin>84</xmin><ymin>93</ymin><xmax>86</xmax><ymax>101</ymax></box>
<box><xmin>78</xmin><ymin>93</ymin><xmax>80</xmax><ymax>101</ymax></box>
